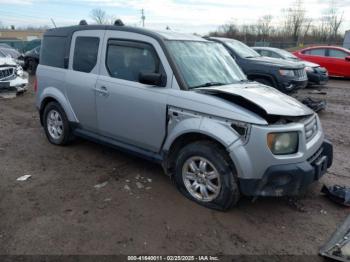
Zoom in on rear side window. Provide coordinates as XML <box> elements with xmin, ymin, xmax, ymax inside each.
<box><xmin>328</xmin><ymin>49</ymin><xmax>348</xmax><ymax>59</ymax></box>
<box><xmin>41</xmin><ymin>36</ymin><xmax>67</xmax><ymax>68</ymax></box>
<box><xmin>73</xmin><ymin>37</ymin><xmax>100</xmax><ymax>73</ymax></box>
<box><xmin>303</xmin><ymin>49</ymin><xmax>326</xmax><ymax>56</ymax></box>
<box><xmin>106</xmin><ymin>40</ymin><xmax>160</xmax><ymax>82</ymax></box>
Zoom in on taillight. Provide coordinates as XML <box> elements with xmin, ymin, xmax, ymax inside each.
<box><xmin>34</xmin><ymin>78</ymin><xmax>38</xmax><ymax>93</ymax></box>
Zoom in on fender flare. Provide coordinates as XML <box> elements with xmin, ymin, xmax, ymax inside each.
<box><xmin>39</xmin><ymin>87</ymin><xmax>78</xmax><ymax>123</ymax></box>
<box><xmin>162</xmin><ymin>116</ymin><xmax>241</xmax><ymax>152</ymax></box>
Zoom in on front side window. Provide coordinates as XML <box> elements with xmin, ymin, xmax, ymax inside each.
<box><xmin>41</xmin><ymin>36</ymin><xmax>67</xmax><ymax>68</ymax></box>
<box><xmin>73</xmin><ymin>37</ymin><xmax>100</xmax><ymax>73</ymax></box>
<box><xmin>106</xmin><ymin>40</ymin><xmax>159</xmax><ymax>82</ymax></box>
<box><xmin>328</xmin><ymin>49</ymin><xmax>348</xmax><ymax>59</ymax></box>
<box><xmin>166</xmin><ymin>41</ymin><xmax>247</xmax><ymax>89</ymax></box>
<box><xmin>259</xmin><ymin>50</ymin><xmax>270</xmax><ymax>57</ymax></box>
<box><xmin>304</xmin><ymin>49</ymin><xmax>326</xmax><ymax>56</ymax></box>
<box><xmin>269</xmin><ymin>51</ymin><xmax>282</xmax><ymax>59</ymax></box>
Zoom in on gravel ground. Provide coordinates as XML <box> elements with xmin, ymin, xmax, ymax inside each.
<box><xmin>0</xmin><ymin>78</ymin><xmax>349</xmax><ymax>256</ymax></box>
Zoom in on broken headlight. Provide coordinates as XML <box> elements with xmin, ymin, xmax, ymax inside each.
<box><xmin>16</xmin><ymin>66</ymin><xmax>24</xmax><ymax>77</ymax></box>
<box><xmin>267</xmin><ymin>132</ymin><xmax>298</xmax><ymax>155</ymax></box>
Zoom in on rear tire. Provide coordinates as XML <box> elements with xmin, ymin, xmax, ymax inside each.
<box><xmin>174</xmin><ymin>141</ymin><xmax>240</xmax><ymax>211</ymax></box>
<box><xmin>43</xmin><ymin>102</ymin><xmax>74</xmax><ymax>145</ymax></box>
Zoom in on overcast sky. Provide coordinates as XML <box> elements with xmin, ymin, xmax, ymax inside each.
<box><xmin>0</xmin><ymin>0</ymin><xmax>349</xmax><ymax>34</ymax></box>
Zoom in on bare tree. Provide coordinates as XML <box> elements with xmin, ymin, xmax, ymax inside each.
<box><xmin>324</xmin><ymin>0</ymin><xmax>344</xmax><ymax>40</ymax></box>
<box><xmin>283</xmin><ymin>0</ymin><xmax>307</xmax><ymax>44</ymax></box>
<box><xmin>90</xmin><ymin>8</ymin><xmax>108</xmax><ymax>24</ymax></box>
<box><xmin>257</xmin><ymin>15</ymin><xmax>273</xmax><ymax>41</ymax></box>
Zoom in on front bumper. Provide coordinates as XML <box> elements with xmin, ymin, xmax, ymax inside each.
<box><xmin>0</xmin><ymin>72</ymin><xmax>29</xmax><ymax>93</ymax></box>
<box><xmin>239</xmin><ymin>140</ymin><xmax>333</xmax><ymax>197</ymax></box>
<box><xmin>279</xmin><ymin>78</ymin><xmax>308</xmax><ymax>92</ymax></box>
<box><xmin>307</xmin><ymin>71</ymin><xmax>329</xmax><ymax>85</ymax></box>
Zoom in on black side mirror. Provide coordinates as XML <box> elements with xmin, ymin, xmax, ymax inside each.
<box><xmin>345</xmin><ymin>56</ymin><xmax>350</xmax><ymax>62</ymax></box>
<box><xmin>139</xmin><ymin>72</ymin><xmax>163</xmax><ymax>86</ymax></box>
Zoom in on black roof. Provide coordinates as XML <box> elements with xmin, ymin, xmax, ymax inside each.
<box><xmin>44</xmin><ymin>25</ymin><xmax>206</xmax><ymax>42</ymax></box>
<box><xmin>45</xmin><ymin>25</ymin><xmax>165</xmax><ymax>40</ymax></box>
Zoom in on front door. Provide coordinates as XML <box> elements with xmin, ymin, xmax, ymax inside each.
<box><xmin>95</xmin><ymin>31</ymin><xmax>171</xmax><ymax>153</ymax></box>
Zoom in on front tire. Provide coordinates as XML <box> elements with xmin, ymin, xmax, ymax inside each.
<box><xmin>43</xmin><ymin>102</ymin><xmax>73</xmax><ymax>145</ymax></box>
<box><xmin>174</xmin><ymin>141</ymin><xmax>240</xmax><ymax>211</ymax></box>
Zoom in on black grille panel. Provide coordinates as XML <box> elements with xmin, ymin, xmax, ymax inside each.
<box><xmin>0</xmin><ymin>67</ymin><xmax>15</xmax><ymax>80</ymax></box>
<box><xmin>294</xmin><ymin>69</ymin><xmax>307</xmax><ymax>80</ymax></box>
<box><xmin>304</xmin><ymin>116</ymin><xmax>318</xmax><ymax>142</ymax></box>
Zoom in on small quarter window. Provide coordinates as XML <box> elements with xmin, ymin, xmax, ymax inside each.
<box><xmin>106</xmin><ymin>40</ymin><xmax>160</xmax><ymax>83</ymax></box>
<box><xmin>73</xmin><ymin>37</ymin><xmax>100</xmax><ymax>73</ymax></box>
<box><xmin>41</xmin><ymin>36</ymin><xmax>67</xmax><ymax>68</ymax></box>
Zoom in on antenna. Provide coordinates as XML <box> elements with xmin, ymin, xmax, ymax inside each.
<box><xmin>50</xmin><ymin>18</ymin><xmax>57</xmax><ymax>28</ymax></box>
<box><xmin>141</xmin><ymin>9</ymin><xmax>145</xmax><ymax>27</ymax></box>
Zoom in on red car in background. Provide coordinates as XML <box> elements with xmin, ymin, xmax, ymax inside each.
<box><xmin>293</xmin><ymin>46</ymin><xmax>350</xmax><ymax>78</ymax></box>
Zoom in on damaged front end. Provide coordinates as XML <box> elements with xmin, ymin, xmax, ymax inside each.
<box><xmin>0</xmin><ymin>57</ymin><xmax>29</xmax><ymax>96</ymax></box>
<box><xmin>195</xmin><ymin>83</ymin><xmax>333</xmax><ymax>197</ymax></box>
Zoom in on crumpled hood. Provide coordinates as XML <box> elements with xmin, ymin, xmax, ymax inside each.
<box><xmin>197</xmin><ymin>82</ymin><xmax>314</xmax><ymax>117</ymax></box>
<box><xmin>0</xmin><ymin>57</ymin><xmax>17</xmax><ymax>67</ymax></box>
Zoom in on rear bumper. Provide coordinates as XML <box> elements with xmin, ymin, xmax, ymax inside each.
<box><xmin>239</xmin><ymin>140</ymin><xmax>333</xmax><ymax>197</ymax></box>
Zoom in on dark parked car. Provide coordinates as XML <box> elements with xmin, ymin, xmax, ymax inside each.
<box><xmin>207</xmin><ymin>37</ymin><xmax>307</xmax><ymax>93</ymax></box>
<box><xmin>253</xmin><ymin>47</ymin><xmax>329</xmax><ymax>86</ymax></box>
<box><xmin>23</xmin><ymin>46</ymin><xmax>40</xmax><ymax>75</ymax></box>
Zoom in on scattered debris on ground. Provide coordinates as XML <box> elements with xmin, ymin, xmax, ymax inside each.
<box><xmin>16</xmin><ymin>175</ymin><xmax>31</xmax><ymax>181</ymax></box>
<box><xmin>322</xmin><ymin>185</ymin><xmax>350</xmax><ymax>207</ymax></box>
<box><xmin>301</xmin><ymin>97</ymin><xmax>327</xmax><ymax>112</ymax></box>
<box><xmin>320</xmin><ymin>215</ymin><xmax>350</xmax><ymax>261</ymax></box>
<box><xmin>94</xmin><ymin>181</ymin><xmax>108</xmax><ymax>189</ymax></box>
<box><xmin>308</xmin><ymin>90</ymin><xmax>327</xmax><ymax>95</ymax></box>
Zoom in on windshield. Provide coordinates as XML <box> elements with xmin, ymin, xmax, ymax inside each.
<box><xmin>0</xmin><ymin>50</ymin><xmax>5</xmax><ymax>58</ymax></box>
<box><xmin>166</xmin><ymin>41</ymin><xmax>247</xmax><ymax>89</ymax></box>
<box><xmin>224</xmin><ymin>40</ymin><xmax>260</xmax><ymax>58</ymax></box>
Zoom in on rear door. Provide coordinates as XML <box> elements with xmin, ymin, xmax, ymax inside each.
<box><xmin>65</xmin><ymin>30</ymin><xmax>104</xmax><ymax>132</ymax></box>
<box><xmin>326</xmin><ymin>48</ymin><xmax>350</xmax><ymax>77</ymax></box>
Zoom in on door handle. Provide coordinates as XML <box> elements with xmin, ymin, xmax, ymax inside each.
<box><xmin>94</xmin><ymin>86</ymin><xmax>109</xmax><ymax>96</ymax></box>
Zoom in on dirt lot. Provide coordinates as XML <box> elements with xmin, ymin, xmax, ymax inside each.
<box><xmin>0</xmin><ymin>78</ymin><xmax>349</xmax><ymax>256</ymax></box>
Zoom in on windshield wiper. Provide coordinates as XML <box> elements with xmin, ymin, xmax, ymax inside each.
<box><xmin>190</xmin><ymin>82</ymin><xmax>226</xmax><ymax>89</ymax></box>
